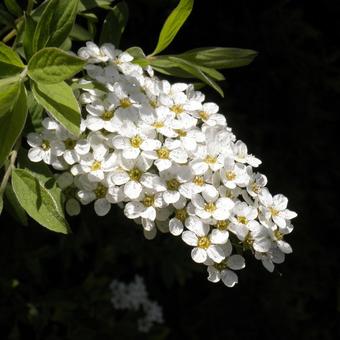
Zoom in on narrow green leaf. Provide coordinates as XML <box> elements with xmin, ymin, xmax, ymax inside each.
<box><xmin>169</xmin><ymin>56</ymin><xmax>224</xmax><ymax>96</ymax></box>
<box><xmin>26</xmin><ymin>91</ymin><xmax>44</xmax><ymax>132</ymax></box>
<box><xmin>0</xmin><ymin>83</ymin><xmax>27</xmax><ymax>169</ymax></box>
<box><xmin>126</xmin><ymin>46</ymin><xmax>145</xmax><ymax>59</ymax></box>
<box><xmin>151</xmin><ymin>0</ymin><xmax>194</xmax><ymax>56</ymax></box>
<box><xmin>179</xmin><ymin>47</ymin><xmax>258</xmax><ymax>69</ymax></box>
<box><xmin>0</xmin><ymin>80</ymin><xmax>20</xmax><ymax>118</ymax></box>
<box><xmin>150</xmin><ymin>57</ymin><xmax>194</xmax><ymax>78</ymax></box>
<box><xmin>0</xmin><ymin>42</ymin><xmax>25</xmax><ymax>77</ymax></box>
<box><xmin>5</xmin><ymin>184</ymin><xmax>28</xmax><ymax>226</ymax></box>
<box><xmin>4</xmin><ymin>0</ymin><xmax>22</xmax><ymax>17</ymax></box>
<box><xmin>28</xmin><ymin>48</ymin><xmax>85</xmax><ymax>84</ymax></box>
<box><xmin>32</xmin><ymin>81</ymin><xmax>81</xmax><ymax>136</ymax></box>
<box><xmin>70</xmin><ymin>24</ymin><xmax>93</xmax><ymax>41</ymax></box>
<box><xmin>0</xmin><ymin>195</ymin><xmax>3</xmax><ymax>215</ymax></box>
<box><xmin>23</xmin><ymin>15</ymin><xmax>37</xmax><ymax>61</ymax></box>
<box><xmin>11</xmin><ymin>169</ymin><xmax>70</xmax><ymax>234</ymax></box>
<box><xmin>100</xmin><ymin>1</ymin><xmax>129</xmax><ymax>47</ymax></box>
<box><xmin>78</xmin><ymin>0</ymin><xmax>114</xmax><ymax>12</ymax></box>
<box><xmin>33</xmin><ymin>0</ymin><xmax>79</xmax><ymax>53</ymax></box>
<box><xmin>198</xmin><ymin>65</ymin><xmax>225</xmax><ymax>81</ymax></box>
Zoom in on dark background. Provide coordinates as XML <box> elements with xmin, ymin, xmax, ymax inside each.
<box><xmin>0</xmin><ymin>0</ymin><xmax>339</xmax><ymax>339</ymax></box>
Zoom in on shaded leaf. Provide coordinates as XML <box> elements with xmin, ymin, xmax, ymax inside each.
<box><xmin>0</xmin><ymin>82</ymin><xmax>27</xmax><ymax>169</ymax></box>
<box><xmin>5</xmin><ymin>184</ymin><xmax>28</xmax><ymax>226</ymax></box>
<box><xmin>0</xmin><ymin>42</ymin><xmax>25</xmax><ymax>77</ymax></box>
<box><xmin>0</xmin><ymin>80</ymin><xmax>20</xmax><ymax>118</ymax></box>
<box><xmin>33</xmin><ymin>0</ymin><xmax>79</xmax><ymax>53</ymax></box>
<box><xmin>100</xmin><ymin>1</ymin><xmax>128</xmax><ymax>47</ymax></box>
<box><xmin>23</xmin><ymin>15</ymin><xmax>37</xmax><ymax>61</ymax></box>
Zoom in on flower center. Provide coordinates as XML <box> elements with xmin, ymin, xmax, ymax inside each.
<box><xmin>198</xmin><ymin>236</ymin><xmax>211</xmax><ymax>249</ymax></box>
<box><xmin>214</xmin><ymin>260</ymin><xmax>228</xmax><ymax>271</ymax></box>
<box><xmin>205</xmin><ymin>155</ymin><xmax>217</xmax><ymax>164</ymax></box>
<box><xmin>199</xmin><ymin>111</ymin><xmax>209</xmax><ymax>120</ymax></box>
<box><xmin>175</xmin><ymin>129</ymin><xmax>187</xmax><ymax>137</ymax></box>
<box><xmin>167</xmin><ymin>178</ymin><xmax>180</xmax><ymax>191</ymax></box>
<box><xmin>94</xmin><ymin>183</ymin><xmax>107</xmax><ymax>199</ymax></box>
<box><xmin>153</xmin><ymin>121</ymin><xmax>164</xmax><ymax>129</ymax></box>
<box><xmin>243</xmin><ymin>232</ymin><xmax>254</xmax><ymax>249</ymax></box>
<box><xmin>237</xmin><ymin>216</ymin><xmax>248</xmax><ymax>225</ymax></box>
<box><xmin>64</xmin><ymin>138</ymin><xmax>76</xmax><ymax>150</ymax></box>
<box><xmin>101</xmin><ymin>110</ymin><xmax>114</xmax><ymax>120</ymax></box>
<box><xmin>193</xmin><ymin>176</ymin><xmax>204</xmax><ymax>186</ymax></box>
<box><xmin>143</xmin><ymin>194</ymin><xmax>155</xmax><ymax>207</ymax></box>
<box><xmin>251</xmin><ymin>183</ymin><xmax>260</xmax><ymax>194</ymax></box>
<box><xmin>149</xmin><ymin>100</ymin><xmax>158</xmax><ymax>108</ymax></box>
<box><xmin>225</xmin><ymin>171</ymin><xmax>236</xmax><ymax>181</ymax></box>
<box><xmin>91</xmin><ymin>160</ymin><xmax>102</xmax><ymax>171</ymax></box>
<box><xmin>156</xmin><ymin>147</ymin><xmax>170</xmax><ymax>159</ymax></box>
<box><xmin>204</xmin><ymin>202</ymin><xmax>216</xmax><ymax>213</ymax></box>
<box><xmin>128</xmin><ymin>168</ymin><xmax>142</xmax><ymax>181</ymax></box>
<box><xmin>274</xmin><ymin>229</ymin><xmax>284</xmax><ymax>240</ymax></box>
<box><xmin>270</xmin><ymin>207</ymin><xmax>279</xmax><ymax>217</ymax></box>
<box><xmin>171</xmin><ymin>104</ymin><xmax>184</xmax><ymax>116</ymax></box>
<box><xmin>41</xmin><ymin>140</ymin><xmax>50</xmax><ymax>151</ymax></box>
<box><xmin>130</xmin><ymin>135</ymin><xmax>143</xmax><ymax>148</ymax></box>
<box><xmin>175</xmin><ymin>208</ymin><xmax>188</xmax><ymax>222</ymax></box>
<box><xmin>216</xmin><ymin>220</ymin><xmax>230</xmax><ymax>230</ymax></box>
<box><xmin>120</xmin><ymin>98</ymin><xmax>132</xmax><ymax>108</ymax></box>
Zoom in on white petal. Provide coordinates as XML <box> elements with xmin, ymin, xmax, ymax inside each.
<box><xmin>277</xmin><ymin>240</ymin><xmax>293</xmax><ymax>254</ymax></box>
<box><xmin>124</xmin><ymin>180</ymin><xmax>142</xmax><ymax>199</ymax></box>
<box><xmin>64</xmin><ymin>150</ymin><xmax>79</xmax><ymax>165</ymax></box>
<box><xmin>227</xmin><ymin>255</ymin><xmax>245</xmax><ymax>270</ymax></box>
<box><xmin>163</xmin><ymin>190</ymin><xmax>180</xmax><ymax>204</ymax></box>
<box><xmin>140</xmin><ymin>206</ymin><xmax>156</xmax><ymax>221</ymax></box>
<box><xmin>191</xmin><ymin>161</ymin><xmax>209</xmax><ymax>175</ymax></box>
<box><xmin>75</xmin><ymin>140</ymin><xmax>90</xmax><ymax>155</ymax></box>
<box><xmin>181</xmin><ymin>230</ymin><xmax>198</xmax><ymax>246</ymax></box>
<box><xmin>94</xmin><ymin>198</ymin><xmax>111</xmax><ymax>216</ymax></box>
<box><xmin>207</xmin><ymin>266</ymin><xmax>220</xmax><ymax>283</ymax></box>
<box><xmin>207</xmin><ymin>245</ymin><xmax>225</xmax><ymax>263</ymax></box>
<box><xmin>124</xmin><ymin>201</ymin><xmax>144</xmax><ymax>219</ymax></box>
<box><xmin>28</xmin><ymin>148</ymin><xmax>43</xmax><ymax>162</ymax></box>
<box><xmin>273</xmin><ymin>194</ymin><xmax>288</xmax><ymax>210</ymax></box>
<box><xmin>169</xmin><ymin>218</ymin><xmax>184</xmax><ymax>236</ymax></box>
<box><xmin>111</xmin><ymin>171</ymin><xmax>130</xmax><ymax>185</ymax></box>
<box><xmin>140</xmin><ymin>139</ymin><xmax>161</xmax><ymax>151</ymax></box>
<box><xmin>191</xmin><ymin>247</ymin><xmax>207</xmax><ymax>263</ymax></box>
<box><xmin>221</xmin><ymin>269</ymin><xmax>238</xmax><ymax>287</ymax></box>
<box><xmin>185</xmin><ymin>216</ymin><xmax>209</xmax><ymax>236</ymax></box>
<box><xmin>210</xmin><ymin>229</ymin><xmax>229</xmax><ymax>244</ymax></box>
<box><xmin>65</xmin><ymin>198</ymin><xmax>81</xmax><ymax>216</ymax></box>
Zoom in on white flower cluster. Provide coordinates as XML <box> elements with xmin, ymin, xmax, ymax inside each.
<box><xmin>26</xmin><ymin>42</ymin><xmax>297</xmax><ymax>287</ymax></box>
<box><xmin>110</xmin><ymin>275</ymin><xmax>163</xmax><ymax>332</ymax></box>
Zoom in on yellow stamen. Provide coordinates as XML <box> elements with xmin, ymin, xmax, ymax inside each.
<box><xmin>193</xmin><ymin>176</ymin><xmax>204</xmax><ymax>186</ymax></box>
<box><xmin>120</xmin><ymin>98</ymin><xmax>132</xmax><ymax>108</ymax></box>
<box><xmin>91</xmin><ymin>160</ymin><xmax>101</xmax><ymax>171</ymax></box>
<box><xmin>41</xmin><ymin>140</ymin><xmax>50</xmax><ymax>151</ymax></box>
<box><xmin>175</xmin><ymin>208</ymin><xmax>188</xmax><ymax>222</ymax></box>
<box><xmin>205</xmin><ymin>155</ymin><xmax>217</xmax><ymax>164</ymax></box>
<box><xmin>167</xmin><ymin>178</ymin><xmax>180</xmax><ymax>191</ymax></box>
<box><xmin>171</xmin><ymin>104</ymin><xmax>184</xmax><ymax>116</ymax></box>
<box><xmin>130</xmin><ymin>135</ymin><xmax>143</xmax><ymax>148</ymax></box>
<box><xmin>101</xmin><ymin>111</ymin><xmax>114</xmax><ymax>120</ymax></box>
<box><xmin>199</xmin><ymin>111</ymin><xmax>209</xmax><ymax>120</ymax></box>
<box><xmin>143</xmin><ymin>194</ymin><xmax>155</xmax><ymax>207</ymax></box>
<box><xmin>204</xmin><ymin>202</ymin><xmax>216</xmax><ymax>213</ymax></box>
<box><xmin>94</xmin><ymin>183</ymin><xmax>107</xmax><ymax>199</ymax></box>
<box><xmin>128</xmin><ymin>168</ymin><xmax>142</xmax><ymax>181</ymax></box>
<box><xmin>225</xmin><ymin>171</ymin><xmax>236</xmax><ymax>181</ymax></box>
<box><xmin>198</xmin><ymin>236</ymin><xmax>211</xmax><ymax>249</ymax></box>
<box><xmin>216</xmin><ymin>220</ymin><xmax>230</xmax><ymax>231</ymax></box>
<box><xmin>237</xmin><ymin>216</ymin><xmax>248</xmax><ymax>225</ymax></box>
<box><xmin>156</xmin><ymin>147</ymin><xmax>170</xmax><ymax>159</ymax></box>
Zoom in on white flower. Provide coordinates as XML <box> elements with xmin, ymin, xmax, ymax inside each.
<box><xmin>258</xmin><ymin>188</ymin><xmax>297</xmax><ymax>229</ymax></box>
<box><xmin>193</xmin><ymin>102</ymin><xmax>226</xmax><ymax>126</ymax></box>
<box><xmin>27</xmin><ymin>132</ymin><xmax>59</xmax><ymax>164</ymax></box>
<box><xmin>206</xmin><ymin>241</ymin><xmax>245</xmax><ymax>287</ymax></box>
<box><xmin>191</xmin><ymin>193</ymin><xmax>234</xmax><ymax>220</ymax></box>
<box><xmin>181</xmin><ymin>216</ymin><xmax>226</xmax><ymax>263</ymax></box>
<box><xmin>220</xmin><ymin>157</ymin><xmax>250</xmax><ymax>189</ymax></box>
<box><xmin>232</xmin><ymin>140</ymin><xmax>261</xmax><ymax>167</ymax></box>
<box><xmin>246</xmin><ymin>170</ymin><xmax>267</xmax><ymax>197</ymax></box>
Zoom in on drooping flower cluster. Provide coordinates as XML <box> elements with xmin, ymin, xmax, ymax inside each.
<box><xmin>110</xmin><ymin>276</ymin><xmax>163</xmax><ymax>332</ymax></box>
<box><xmin>27</xmin><ymin>42</ymin><xmax>297</xmax><ymax>287</ymax></box>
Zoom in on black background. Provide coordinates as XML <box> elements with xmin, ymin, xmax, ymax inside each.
<box><xmin>0</xmin><ymin>0</ymin><xmax>339</xmax><ymax>339</ymax></box>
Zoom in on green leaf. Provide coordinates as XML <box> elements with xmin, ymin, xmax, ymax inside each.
<box><xmin>150</xmin><ymin>57</ymin><xmax>194</xmax><ymax>78</ymax></box>
<box><xmin>28</xmin><ymin>48</ymin><xmax>85</xmax><ymax>84</ymax></box>
<box><xmin>0</xmin><ymin>82</ymin><xmax>27</xmax><ymax>169</ymax></box>
<box><xmin>23</xmin><ymin>15</ymin><xmax>37</xmax><ymax>61</ymax></box>
<box><xmin>78</xmin><ymin>0</ymin><xmax>114</xmax><ymax>12</ymax></box>
<box><xmin>70</xmin><ymin>24</ymin><xmax>93</xmax><ymax>41</ymax></box>
<box><xmin>100</xmin><ymin>1</ymin><xmax>128</xmax><ymax>47</ymax></box>
<box><xmin>169</xmin><ymin>56</ymin><xmax>224</xmax><ymax>96</ymax></box>
<box><xmin>0</xmin><ymin>42</ymin><xmax>25</xmax><ymax>77</ymax></box>
<box><xmin>126</xmin><ymin>46</ymin><xmax>145</xmax><ymax>59</ymax></box>
<box><xmin>26</xmin><ymin>91</ymin><xmax>44</xmax><ymax>132</ymax></box>
<box><xmin>32</xmin><ymin>81</ymin><xmax>81</xmax><ymax>136</ymax></box>
<box><xmin>4</xmin><ymin>0</ymin><xmax>22</xmax><ymax>17</ymax></box>
<box><xmin>33</xmin><ymin>0</ymin><xmax>79</xmax><ymax>53</ymax></box>
<box><xmin>11</xmin><ymin>169</ymin><xmax>70</xmax><ymax>234</ymax></box>
<box><xmin>151</xmin><ymin>0</ymin><xmax>194</xmax><ymax>56</ymax></box>
<box><xmin>179</xmin><ymin>47</ymin><xmax>258</xmax><ymax>69</ymax></box>
<box><xmin>0</xmin><ymin>80</ymin><xmax>20</xmax><ymax>118</ymax></box>
<box><xmin>0</xmin><ymin>195</ymin><xmax>3</xmax><ymax>215</ymax></box>
<box><xmin>5</xmin><ymin>184</ymin><xmax>28</xmax><ymax>226</ymax></box>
